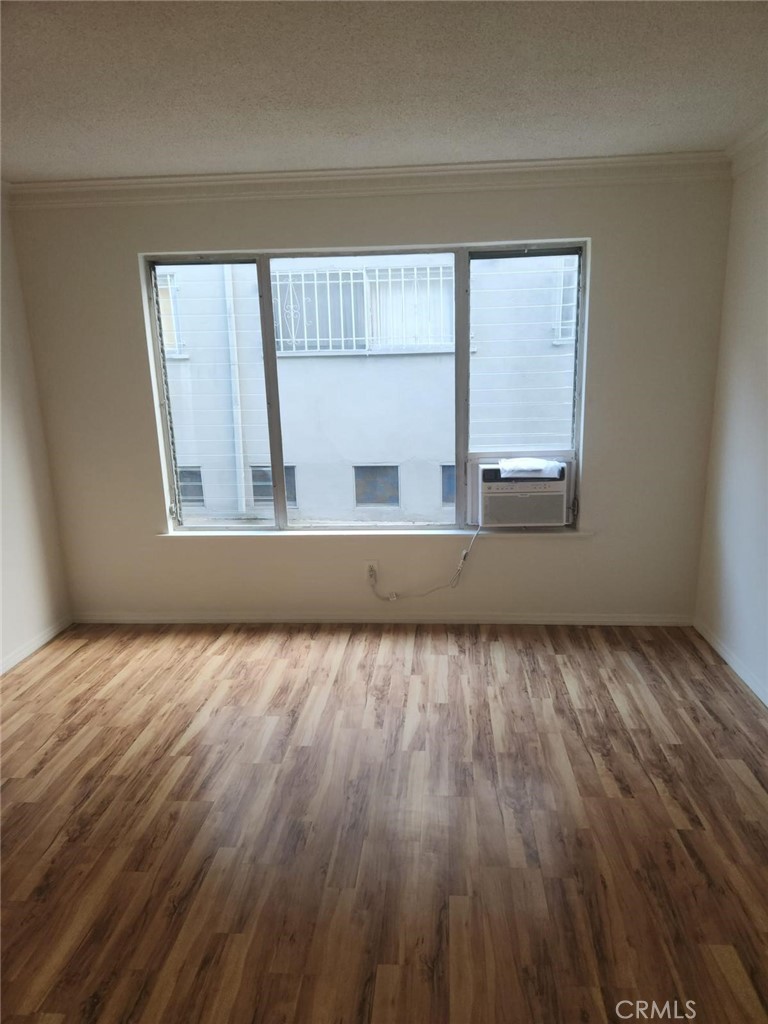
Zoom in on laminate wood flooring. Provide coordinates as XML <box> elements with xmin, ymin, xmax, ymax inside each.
<box><xmin>2</xmin><ymin>624</ymin><xmax>767</xmax><ymax>1023</ymax></box>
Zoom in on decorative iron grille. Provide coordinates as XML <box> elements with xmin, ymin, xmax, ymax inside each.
<box><xmin>271</xmin><ymin>265</ymin><xmax>454</xmax><ymax>353</ymax></box>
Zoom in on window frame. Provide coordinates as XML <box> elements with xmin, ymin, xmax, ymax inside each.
<box><xmin>143</xmin><ymin>241</ymin><xmax>587</xmax><ymax>533</ymax></box>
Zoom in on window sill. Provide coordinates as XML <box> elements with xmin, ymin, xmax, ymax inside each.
<box><xmin>275</xmin><ymin>347</ymin><xmax>456</xmax><ymax>358</ymax></box>
<box><xmin>159</xmin><ymin>526</ymin><xmax>594</xmax><ymax>538</ymax></box>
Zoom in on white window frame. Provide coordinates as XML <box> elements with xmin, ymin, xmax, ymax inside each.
<box><xmin>142</xmin><ymin>241</ymin><xmax>588</xmax><ymax>533</ymax></box>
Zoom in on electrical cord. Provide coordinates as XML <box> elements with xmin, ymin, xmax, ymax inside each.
<box><xmin>368</xmin><ymin>526</ymin><xmax>483</xmax><ymax>602</ymax></box>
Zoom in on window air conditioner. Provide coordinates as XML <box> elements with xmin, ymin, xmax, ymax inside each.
<box><xmin>479</xmin><ymin>462</ymin><xmax>573</xmax><ymax>528</ymax></box>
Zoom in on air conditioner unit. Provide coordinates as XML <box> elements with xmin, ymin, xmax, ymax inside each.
<box><xmin>479</xmin><ymin>462</ymin><xmax>572</xmax><ymax>528</ymax></box>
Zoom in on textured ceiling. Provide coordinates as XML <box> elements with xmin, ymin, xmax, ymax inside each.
<box><xmin>2</xmin><ymin>1</ymin><xmax>768</xmax><ymax>183</ymax></box>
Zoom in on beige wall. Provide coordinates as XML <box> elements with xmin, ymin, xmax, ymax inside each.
<box><xmin>696</xmin><ymin>135</ymin><xmax>768</xmax><ymax>703</ymax></box>
<box><xmin>9</xmin><ymin>166</ymin><xmax>730</xmax><ymax>625</ymax></box>
<box><xmin>1</xmin><ymin>211</ymin><xmax>70</xmax><ymax>669</ymax></box>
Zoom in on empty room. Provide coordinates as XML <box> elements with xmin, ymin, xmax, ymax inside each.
<box><xmin>2</xmin><ymin>2</ymin><xmax>767</xmax><ymax>1022</ymax></box>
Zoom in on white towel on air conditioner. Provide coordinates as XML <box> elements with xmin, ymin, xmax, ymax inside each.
<box><xmin>498</xmin><ymin>458</ymin><xmax>564</xmax><ymax>479</ymax></box>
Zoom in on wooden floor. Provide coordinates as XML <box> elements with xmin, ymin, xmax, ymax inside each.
<box><xmin>2</xmin><ymin>625</ymin><xmax>767</xmax><ymax>1024</ymax></box>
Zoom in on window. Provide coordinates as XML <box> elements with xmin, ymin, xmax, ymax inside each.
<box><xmin>552</xmin><ymin>257</ymin><xmax>579</xmax><ymax>346</ymax></box>
<box><xmin>273</xmin><ymin>266</ymin><xmax>366</xmax><ymax>352</ymax></box>
<box><xmin>148</xmin><ymin>244</ymin><xmax>584</xmax><ymax>530</ymax></box>
<box><xmin>178</xmin><ymin>467</ymin><xmax>204</xmax><ymax>506</ymax></box>
<box><xmin>469</xmin><ymin>252</ymin><xmax>580</xmax><ymax>452</ymax></box>
<box><xmin>272</xmin><ymin>254</ymin><xmax>455</xmax><ymax>526</ymax></box>
<box><xmin>441</xmin><ymin>465</ymin><xmax>456</xmax><ymax>505</ymax></box>
<box><xmin>252</xmin><ymin>465</ymin><xmax>297</xmax><ymax>506</ymax></box>
<box><xmin>272</xmin><ymin>259</ymin><xmax>453</xmax><ymax>354</ymax></box>
<box><xmin>354</xmin><ymin>466</ymin><xmax>399</xmax><ymax>506</ymax></box>
<box><xmin>156</xmin><ymin>273</ymin><xmax>181</xmax><ymax>353</ymax></box>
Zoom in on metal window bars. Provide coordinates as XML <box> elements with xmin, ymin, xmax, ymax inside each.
<box><xmin>271</xmin><ymin>265</ymin><xmax>455</xmax><ymax>354</ymax></box>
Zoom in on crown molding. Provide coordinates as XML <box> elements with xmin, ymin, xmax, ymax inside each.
<box><xmin>5</xmin><ymin>151</ymin><xmax>730</xmax><ymax>210</ymax></box>
<box><xmin>727</xmin><ymin>117</ymin><xmax>768</xmax><ymax>178</ymax></box>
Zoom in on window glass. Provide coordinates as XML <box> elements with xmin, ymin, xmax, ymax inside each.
<box><xmin>156</xmin><ymin>262</ymin><xmax>274</xmax><ymax>525</ymax></box>
<box><xmin>151</xmin><ymin>247</ymin><xmax>582</xmax><ymax>530</ymax></box>
<box><xmin>441</xmin><ymin>464</ymin><xmax>456</xmax><ymax>505</ymax></box>
<box><xmin>272</xmin><ymin>253</ymin><xmax>455</xmax><ymax>525</ymax></box>
<box><xmin>469</xmin><ymin>253</ymin><xmax>579</xmax><ymax>452</ymax></box>
<box><xmin>252</xmin><ymin>465</ymin><xmax>297</xmax><ymax>506</ymax></box>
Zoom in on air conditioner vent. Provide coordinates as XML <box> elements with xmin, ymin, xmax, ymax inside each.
<box><xmin>479</xmin><ymin>462</ymin><xmax>571</xmax><ymax>528</ymax></box>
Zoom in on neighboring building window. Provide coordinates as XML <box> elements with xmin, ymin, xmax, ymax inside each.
<box><xmin>252</xmin><ymin>465</ymin><xmax>297</xmax><ymax>506</ymax></box>
<box><xmin>178</xmin><ymin>467</ymin><xmax>204</xmax><ymax>506</ymax></box>
<box><xmin>271</xmin><ymin>257</ymin><xmax>453</xmax><ymax>354</ymax></box>
<box><xmin>354</xmin><ymin>466</ymin><xmax>399</xmax><ymax>506</ymax></box>
<box><xmin>273</xmin><ymin>268</ymin><xmax>366</xmax><ymax>352</ymax></box>
<box><xmin>552</xmin><ymin>256</ymin><xmax>579</xmax><ymax>346</ymax></box>
<box><xmin>156</xmin><ymin>273</ymin><xmax>181</xmax><ymax>353</ymax></box>
<box><xmin>442</xmin><ymin>465</ymin><xmax>456</xmax><ymax>505</ymax></box>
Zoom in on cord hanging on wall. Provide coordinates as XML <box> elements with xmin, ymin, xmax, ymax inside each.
<box><xmin>367</xmin><ymin>526</ymin><xmax>482</xmax><ymax>602</ymax></box>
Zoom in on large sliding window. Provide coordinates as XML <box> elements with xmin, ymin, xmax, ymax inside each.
<box><xmin>147</xmin><ymin>244</ymin><xmax>584</xmax><ymax>530</ymax></box>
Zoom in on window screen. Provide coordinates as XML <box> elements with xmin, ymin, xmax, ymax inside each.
<box><xmin>469</xmin><ymin>252</ymin><xmax>579</xmax><ymax>452</ymax></box>
<box><xmin>155</xmin><ymin>262</ymin><xmax>274</xmax><ymax>525</ymax></box>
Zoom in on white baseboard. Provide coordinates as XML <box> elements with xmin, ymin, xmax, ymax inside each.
<box><xmin>1</xmin><ymin>617</ymin><xmax>73</xmax><ymax>674</ymax></box>
<box><xmin>74</xmin><ymin>610</ymin><xmax>691</xmax><ymax>627</ymax></box>
<box><xmin>693</xmin><ymin>619</ymin><xmax>767</xmax><ymax>706</ymax></box>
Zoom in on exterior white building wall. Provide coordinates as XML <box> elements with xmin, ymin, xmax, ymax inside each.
<box><xmin>278</xmin><ymin>353</ymin><xmax>455</xmax><ymax>524</ymax></box>
<box><xmin>162</xmin><ymin>258</ymin><xmax>575</xmax><ymax>525</ymax></box>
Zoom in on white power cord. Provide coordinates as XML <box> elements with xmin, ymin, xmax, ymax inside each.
<box><xmin>367</xmin><ymin>526</ymin><xmax>483</xmax><ymax>602</ymax></box>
